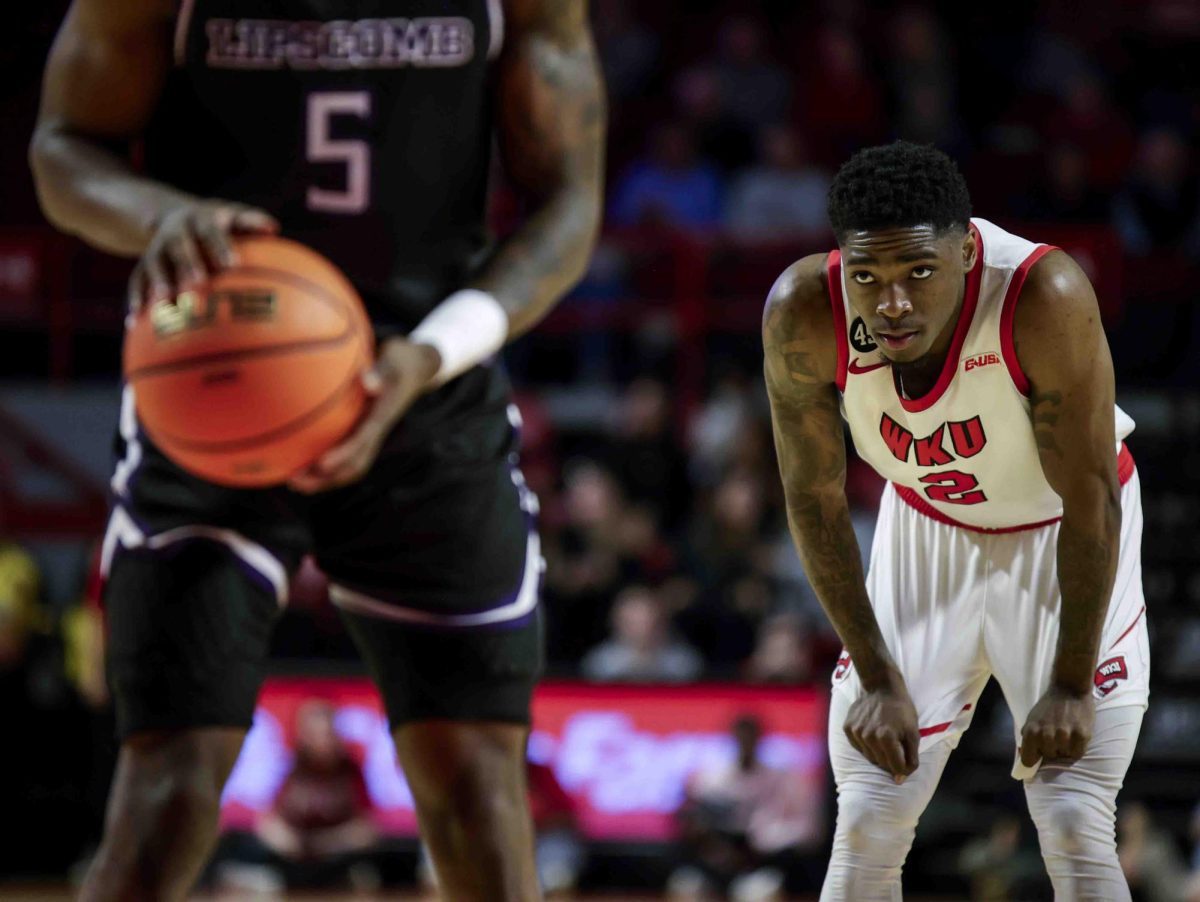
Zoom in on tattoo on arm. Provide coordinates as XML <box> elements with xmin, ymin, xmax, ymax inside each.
<box><xmin>763</xmin><ymin>288</ymin><xmax>897</xmax><ymax>688</ymax></box>
<box><xmin>1030</xmin><ymin>389</ymin><xmax>1063</xmax><ymax>454</ymax></box>
<box><xmin>473</xmin><ymin>0</ymin><xmax>605</xmax><ymax>338</ymax></box>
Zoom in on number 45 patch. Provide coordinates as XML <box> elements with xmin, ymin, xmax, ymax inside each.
<box><xmin>850</xmin><ymin>317</ymin><xmax>877</xmax><ymax>353</ymax></box>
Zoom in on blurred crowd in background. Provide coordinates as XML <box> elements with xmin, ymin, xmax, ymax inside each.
<box><xmin>2</xmin><ymin>0</ymin><xmax>1200</xmax><ymax>898</ymax></box>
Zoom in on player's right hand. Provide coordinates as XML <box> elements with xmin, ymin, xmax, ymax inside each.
<box><xmin>844</xmin><ymin>674</ymin><xmax>921</xmax><ymax>783</ymax></box>
<box><xmin>128</xmin><ymin>201</ymin><xmax>279</xmax><ymax>315</ymax></box>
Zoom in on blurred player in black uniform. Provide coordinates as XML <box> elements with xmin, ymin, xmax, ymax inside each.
<box><xmin>31</xmin><ymin>1</ymin><xmax>604</xmax><ymax>899</ymax></box>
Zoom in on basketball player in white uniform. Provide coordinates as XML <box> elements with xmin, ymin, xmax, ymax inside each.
<box><xmin>763</xmin><ymin>142</ymin><xmax>1148</xmax><ymax>900</ymax></box>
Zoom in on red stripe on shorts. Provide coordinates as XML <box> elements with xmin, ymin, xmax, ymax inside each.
<box><xmin>919</xmin><ymin>703</ymin><xmax>972</xmax><ymax>738</ymax></box>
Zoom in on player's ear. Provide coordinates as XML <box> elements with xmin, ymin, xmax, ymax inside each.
<box><xmin>961</xmin><ymin>226</ymin><xmax>978</xmax><ymax>273</ymax></box>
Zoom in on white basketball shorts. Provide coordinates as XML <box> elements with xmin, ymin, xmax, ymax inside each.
<box><xmin>831</xmin><ymin>470</ymin><xmax>1150</xmax><ymax>780</ymax></box>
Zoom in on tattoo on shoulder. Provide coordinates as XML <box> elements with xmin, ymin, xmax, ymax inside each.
<box><xmin>764</xmin><ymin>285</ymin><xmax>826</xmax><ymax>387</ymax></box>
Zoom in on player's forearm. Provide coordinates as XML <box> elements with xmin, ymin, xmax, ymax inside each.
<box><xmin>784</xmin><ymin>488</ymin><xmax>899</xmax><ymax>690</ymax></box>
<box><xmin>30</xmin><ymin>125</ymin><xmax>194</xmax><ymax>256</ymax></box>
<box><xmin>472</xmin><ymin>184</ymin><xmax>602</xmax><ymax>338</ymax></box>
<box><xmin>481</xmin><ymin>0</ymin><xmax>606</xmax><ymax>339</ymax></box>
<box><xmin>1052</xmin><ymin>485</ymin><xmax>1121</xmax><ymax>694</ymax></box>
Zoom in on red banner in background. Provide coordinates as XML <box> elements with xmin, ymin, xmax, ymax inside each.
<box><xmin>221</xmin><ymin>678</ymin><xmax>829</xmax><ymax>843</ymax></box>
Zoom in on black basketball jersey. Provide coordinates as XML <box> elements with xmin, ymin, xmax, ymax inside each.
<box><xmin>147</xmin><ymin>0</ymin><xmax>503</xmax><ymax>332</ymax></box>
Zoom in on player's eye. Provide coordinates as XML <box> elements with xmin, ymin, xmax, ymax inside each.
<box><xmin>911</xmin><ymin>266</ymin><xmax>934</xmax><ymax>280</ymax></box>
<box><xmin>851</xmin><ymin>272</ymin><xmax>875</xmax><ymax>285</ymax></box>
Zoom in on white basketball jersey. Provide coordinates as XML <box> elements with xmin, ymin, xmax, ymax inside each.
<box><xmin>829</xmin><ymin>218</ymin><xmax>1135</xmax><ymax>531</ymax></box>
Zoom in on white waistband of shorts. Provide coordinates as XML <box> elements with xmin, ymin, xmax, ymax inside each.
<box><xmin>100</xmin><ymin>504</ymin><xmax>289</xmax><ymax>606</ymax></box>
<box><xmin>329</xmin><ymin>529</ymin><xmax>543</xmax><ymax>628</ymax></box>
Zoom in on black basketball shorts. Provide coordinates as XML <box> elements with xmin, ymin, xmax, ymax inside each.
<box><xmin>101</xmin><ymin>387</ymin><xmax>544</xmax><ymax>739</ymax></box>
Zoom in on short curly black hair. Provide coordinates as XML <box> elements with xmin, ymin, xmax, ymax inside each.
<box><xmin>827</xmin><ymin>141</ymin><xmax>972</xmax><ymax>241</ymax></box>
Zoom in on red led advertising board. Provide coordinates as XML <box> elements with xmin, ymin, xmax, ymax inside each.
<box><xmin>220</xmin><ymin>678</ymin><xmax>828</xmax><ymax>842</ymax></box>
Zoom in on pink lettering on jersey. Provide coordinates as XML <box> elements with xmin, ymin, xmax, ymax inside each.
<box><xmin>880</xmin><ymin>413</ymin><xmax>914</xmax><ymax>463</ymax></box>
<box><xmin>914</xmin><ymin>425</ymin><xmax>953</xmax><ymax>467</ymax></box>
<box><xmin>948</xmin><ymin>416</ymin><xmax>987</xmax><ymax>459</ymax></box>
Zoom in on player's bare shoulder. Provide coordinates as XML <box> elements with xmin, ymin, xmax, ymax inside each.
<box><xmin>762</xmin><ymin>253</ymin><xmax>840</xmax><ymax>388</ymax></box>
<box><xmin>1011</xmin><ymin>249</ymin><xmax>1107</xmax><ymax>387</ymax></box>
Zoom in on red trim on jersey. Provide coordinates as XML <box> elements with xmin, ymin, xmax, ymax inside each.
<box><xmin>894</xmin><ymin>224</ymin><xmax>985</xmax><ymax>413</ymax></box>
<box><xmin>999</xmin><ymin>245</ymin><xmax>1059</xmax><ymax>397</ymax></box>
<box><xmin>827</xmin><ymin>250</ymin><xmax>849</xmax><ymax>392</ymax></box>
<box><xmin>1116</xmin><ymin>441</ymin><xmax>1135</xmax><ymax>485</ymax></box>
<box><xmin>919</xmin><ymin>703</ymin><xmax>973</xmax><ymax>738</ymax></box>
<box><xmin>892</xmin><ymin>442</ymin><xmax>1135</xmax><ymax>533</ymax></box>
<box><xmin>1110</xmin><ymin>604</ymin><xmax>1145</xmax><ymax>649</ymax></box>
<box><xmin>893</xmin><ymin>486</ymin><xmax>1062</xmax><ymax>533</ymax></box>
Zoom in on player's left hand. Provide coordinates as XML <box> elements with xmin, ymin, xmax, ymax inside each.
<box><xmin>1019</xmin><ymin>684</ymin><xmax>1095</xmax><ymax>768</ymax></box>
<box><xmin>288</xmin><ymin>338</ymin><xmax>441</xmax><ymax>493</ymax></box>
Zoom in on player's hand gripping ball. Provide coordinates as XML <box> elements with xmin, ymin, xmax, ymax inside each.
<box><xmin>127</xmin><ymin>200</ymin><xmax>280</xmax><ymax>314</ymax></box>
<box><xmin>123</xmin><ymin>228</ymin><xmax>374</xmax><ymax>487</ymax></box>
<box><xmin>288</xmin><ymin>337</ymin><xmax>441</xmax><ymax>494</ymax></box>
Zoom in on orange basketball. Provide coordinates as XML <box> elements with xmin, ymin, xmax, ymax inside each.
<box><xmin>123</xmin><ymin>236</ymin><xmax>373</xmax><ymax>487</ymax></box>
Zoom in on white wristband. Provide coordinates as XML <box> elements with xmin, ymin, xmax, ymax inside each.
<box><xmin>409</xmin><ymin>289</ymin><xmax>510</xmax><ymax>385</ymax></box>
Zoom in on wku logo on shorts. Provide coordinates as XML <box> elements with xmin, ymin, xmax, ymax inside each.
<box><xmin>964</xmin><ymin>352</ymin><xmax>1001</xmax><ymax>372</ymax></box>
<box><xmin>832</xmin><ymin>650</ymin><xmax>852</xmax><ymax>684</ymax></box>
<box><xmin>1094</xmin><ymin>655</ymin><xmax>1128</xmax><ymax>698</ymax></box>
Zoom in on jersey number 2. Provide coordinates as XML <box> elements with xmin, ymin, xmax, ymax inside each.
<box><xmin>919</xmin><ymin>470</ymin><xmax>987</xmax><ymax>505</ymax></box>
<box><xmin>306</xmin><ymin>92</ymin><xmax>371</xmax><ymax>215</ymax></box>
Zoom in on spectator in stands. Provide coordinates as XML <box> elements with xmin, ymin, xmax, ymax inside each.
<box><xmin>957</xmin><ymin>814</ymin><xmax>1048</xmax><ymax>901</ymax></box>
<box><xmin>0</xmin><ymin>542</ymin><xmax>93</xmax><ymax>874</ymax></box>
<box><xmin>796</xmin><ymin>26</ymin><xmax>886</xmax><ymax>166</ymax></box>
<box><xmin>725</xmin><ymin>126</ymin><xmax>831</xmax><ymax>238</ymax></box>
<box><xmin>678</xmin><ymin>471</ymin><xmax>777</xmax><ymax>667</ymax></box>
<box><xmin>743</xmin><ymin>614</ymin><xmax>814</xmax><ymax>685</ymax></box>
<box><xmin>685</xmin><ymin>471</ymin><xmax>772</xmax><ymax>598</ymax></box>
<box><xmin>1047</xmin><ymin>73</ymin><xmax>1135</xmax><ymax>190</ymax></box>
<box><xmin>610</xmin><ymin>122</ymin><xmax>724</xmax><ymax>230</ymax></box>
<box><xmin>689</xmin><ymin>365</ymin><xmax>756</xmax><ymax>487</ymax></box>
<box><xmin>711</xmin><ymin>17</ymin><xmax>792</xmax><ymax>131</ymax></box>
<box><xmin>592</xmin><ymin>0</ymin><xmax>658</xmax><ymax>102</ymax></box>
<box><xmin>1113</xmin><ymin>128</ymin><xmax>1200</xmax><ymax>258</ymax></box>
<box><xmin>245</xmin><ymin>701</ymin><xmax>380</xmax><ymax>891</ymax></box>
<box><xmin>1118</xmin><ymin>801</ymin><xmax>1190</xmax><ymax>902</ymax></box>
<box><xmin>605</xmin><ymin>377</ymin><xmax>691</xmax><ymax>527</ymax></box>
<box><xmin>1020</xmin><ymin>142</ymin><xmax>1113</xmax><ymax>223</ymax></box>
<box><xmin>885</xmin><ymin>8</ymin><xmax>965</xmax><ymax>154</ymax></box>
<box><xmin>669</xmin><ymin>715</ymin><xmax>820</xmax><ymax>901</ymax></box>
<box><xmin>673</xmin><ymin>67</ymin><xmax>757</xmax><ymax>172</ymax></box>
<box><xmin>543</xmin><ymin>461</ymin><xmax>633</xmax><ymax>659</ymax></box>
<box><xmin>581</xmin><ymin>584</ymin><xmax>703</xmax><ymax>683</ymax></box>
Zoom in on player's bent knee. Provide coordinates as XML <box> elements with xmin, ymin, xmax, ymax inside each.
<box><xmin>415</xmin><ymin>750</ymin><xmax>524</xmax><ymax>831</ymax></box>
<box><xmin>833</xmin><ymin>791</ymin><xmax>917</xmax><ymax>862</ymax></box>
<box><xmin>397</xmin><ymin>723</ymin><xmax>528</xmax><ymax>833</ymax></box>
<box><xmin>88</xmin><ymin>730</ymin><xmax>244</xmax><ymax>898</ymax></box>
<box><xmin>1027</xmin><ymin>792</ymin><xmax>1114</xmax><ymax>859</ymax></box>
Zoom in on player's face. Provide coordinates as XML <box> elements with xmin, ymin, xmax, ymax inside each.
<box><xmin>839</xmin><ymin>225</ymin><xmax>977</xmax><ymax>365</ymax></box>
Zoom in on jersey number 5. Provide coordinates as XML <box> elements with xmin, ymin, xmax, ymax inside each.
<box><xmin>306</xmin><ymin>92</ymin><xmax>372</xmax><ymax>215</ymax></box>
